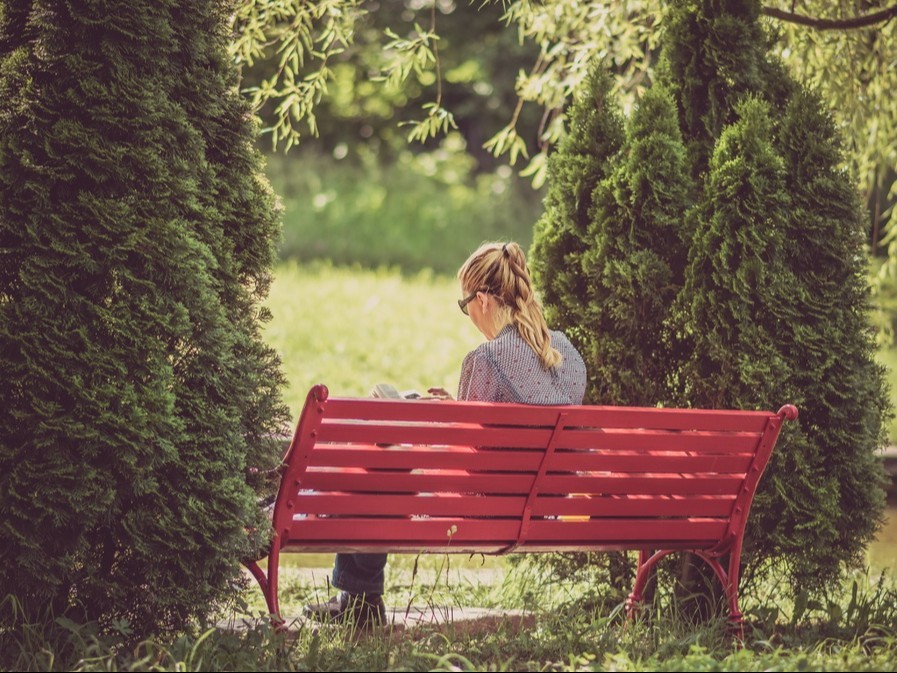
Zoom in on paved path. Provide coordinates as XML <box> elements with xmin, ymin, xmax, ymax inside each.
<box><xmin>228</xmin><ymin>564</ymin><xmax>528</xmax><ymax>632</ymax></box>
<box><xmin>220</xmin><ymin>604</ymin><xmax>531</xmax><ymax>635</ymax></box>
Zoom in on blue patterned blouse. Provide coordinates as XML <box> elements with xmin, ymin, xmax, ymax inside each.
<box><xmin>457</xmin><ymin>324</ymin><xmax>587</xmax><ymax>405</ymax></box>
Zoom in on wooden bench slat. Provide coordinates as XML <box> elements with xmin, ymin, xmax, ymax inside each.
<box><xmin>290</xmin><ymin>493</ymin><xmax>735</xmax><ymax>518</ymax></box>
<box><xmin>549</xmin><ymin>452</ymin><xmax>753</xmax><ymax>472</ymax></box>
<box><xmin>307</xmin><ymin>445</ymin><xmax>534</xmax><ymax>470</ymax></box>
<box><xmin>324</xmin><ymin>398</ymin><xmax>775</xmax><ymax>432</ymax></box>
<box><xmin>286</xmin><ymin>517</ymin><xmax>522</xmax><ymax>544</ymax></box>
<box><xmin>293</xmin><ymin>493</ymin><xmax>527</xmax><ymax>517</ymax></box>
<box><xmin>318</xmin><ymin>422</ymin><xmax>554</xmax><ymax>448</ymax></box>
<box><xmin>306</xmin><ymin>446</ymin><xmax>755</xmax><ymax>473</ymax></box>
<box><xmin>532</xmin><ymin>495</ymin><xmax>735</xmax><ymax>518</ymax></box>
<box><xmin>298</xmin><ymin>471</ymin><xmax>744</xmax><ymax>496</ymax></box>
<box><xmin>299</xmin><ymin>471</ymin><xmax>535</xmax><ymax>494</ymax></box>
<box><xmin>285</xmin><ymin>517</ymin><xmax>728</xmax><ymax>545</ymax></box>
<box><xmin>317</xmin><ymin>422</ymin><xmax>763</xmax><ymax>453</ymax></box>
<box><xmin>538</xmin><ymin>474</ymin><xmax>742</xmax><ymax>495</ymax></box>
<box><xmin>281</xmin><ymin>541</ymin><xmax>712</xmax><ymax>554</ymax></box>
<box><xmin>524</xmin><ymin>518</ymin><xmax>728</xmax><ymax>542</ymax></box>
<box><xmin>556</xmin><ymin>429</ymin><xmax>761</xmax><ymax>453</ymax></box>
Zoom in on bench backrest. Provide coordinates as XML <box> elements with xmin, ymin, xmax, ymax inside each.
<box><xmin>273</xmin><ymin>385</ymin><xmax>796</xmax><ymax>555</ymax></box>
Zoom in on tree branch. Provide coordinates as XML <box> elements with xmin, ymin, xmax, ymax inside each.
<box><xmin>762</xmin><ymin>4</ymin><xmax>897</xmax><ymax>30</ymax></box>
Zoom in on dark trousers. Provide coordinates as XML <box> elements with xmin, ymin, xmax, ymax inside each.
<box><xmin>332</xmin><ymin>552</ymin><xmax>387</xmax><ymax>595</ymax></box>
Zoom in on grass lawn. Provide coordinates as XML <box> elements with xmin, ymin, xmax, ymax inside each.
<box><xmin>263</xmin><ymin>261</ymin><xmax>484</xmax><ymax>421</ymax></box>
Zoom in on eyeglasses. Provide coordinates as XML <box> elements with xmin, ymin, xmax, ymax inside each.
<box><xmin>458</xmin><ymin>291</ymin><xmax>478</xmax><ymax>315</ymax></box>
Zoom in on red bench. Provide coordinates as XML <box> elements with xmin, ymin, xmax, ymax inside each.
<box><xmin>245</xmin><ymin>384</ymin><xmax>797</xmax><ymax>636</ymax></box>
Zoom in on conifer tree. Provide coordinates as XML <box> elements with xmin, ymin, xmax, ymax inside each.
<box><xmin>530</xmin><ymin>66</ymin><xmax>624</xmax><ymax>354</ymax></box>
<box><xmin>743</xmin><ymin>88</ymin><xmax>889</xmax><ymax>588</ymax></box>
<box><xmin>661</xmin><ymin>0</ymin><xmax>793</xmax><ymax>177</ymax></box>
<box><xmin>580</xmin><ymin>85</ymin><xmax>691</xmax><ymax>406</ymax></box>
<box><xmin>529</xmin><ymin>74</ymin><xmax>694</xmax><ymax>595</ymax></box>
<box><xmin>666</xmin><ymin>0</ymin><xmax>889</xmax><ymax>592</ymax></box>
<box><xmin>0</xmin><ymin>0</ymin><xmax>289</xmax><ymax>636</ymax></box>
<box><xmin>529</xmin><ymin>0</ymin><xmax>890</xmax><ymax>597</ymax></box>
<box><xmin>680</xmin><ymin>96</ymin><xmax>790</xmax><ymax>410</ymax></box>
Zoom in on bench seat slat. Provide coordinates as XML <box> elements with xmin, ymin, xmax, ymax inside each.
<box><xmin>293</xmin><ymin>493</ymin><xmax>527</xmax><ymax>517</ymax></box>
<box><xmin>291</xmin><ymin>493</ymin><xmax>735</xmax><ymax>518</ymax></box>
<box><xmin>538</xmin><ymin>474</ymin><xmax>742</xmax><ymax>495</ymax></box>
<box><xmin>306</xmin><ymin>446</ymin><xmax>754</xmax><ymax>473</ymax></box>
<box><xmin>281</xmin><ymin>541</ymin><xmax>717</xmax><ymax>554</ymax></box>
<box><xmin>557</xmin><ymin>430</ymin><xmax>760</xmax><ymax>453</ymax></box>
<box><xmin>318</xmin><ymin>422</ymin><xmax>763</xmax><ymax>453</ymax></box>
<box><xmin>324</xmin><ymin>398</ymin><xmax>774</xmax><ymax>432</ymax></box>
<box><xmin>299</xmin><ymin>471</ymin><xmax>743</xmax><ymax>496</ymax></box>
<box><xmin>319</xmin><ymin>422</ymin><xmax>553</xmax><ymax>448</ymax></box>
<box><xmin>308</xmin><ymin>446</ymin><xmax>498</xmax><ymax>471</ymax></box>
<box><xmin>536</xmin><ymin>495</ymin><xmax>734</xmax><ymax>518</ymax></box>
<box><xmin>284</xmin><ymin>517</ymin><xmax>728</xmax><ymax>546</ymax></box>
<box><xmin>300</xmin><ymin>471</ymin><xmax>533</xmax><ymax>493</ymax></box>
<box><xmin>550</xmin><ymin>452</ymin><xmax>752</xmax><ymax>472</ymax></box>
<box><xmin>526</xmin><ymin>518</ymin><xmax>728</xmax><ymax>543</ymax></box>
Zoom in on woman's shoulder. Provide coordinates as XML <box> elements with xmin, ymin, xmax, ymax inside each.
<box><xmin>463</xmin><ymin>339</ymin><xmax>499</xmax><ymax>367</ymax></box>
<box><xmin>549</xmin><ymin>329</ymin><xmax>574</xmax><ymax>348</ymax></box>
<box><xmin>550</xmin><ymin>329</ymin><xmax>585</xmax><ymax>361</ymax></box>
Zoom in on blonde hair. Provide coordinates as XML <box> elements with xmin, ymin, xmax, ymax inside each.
<box><xmin>458</xmin><ymin>242</ymin><xmax>562</xmax><ymax>369</ymax></box>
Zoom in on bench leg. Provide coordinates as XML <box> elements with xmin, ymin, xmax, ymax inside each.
<box><xmin>626</xmin><ymin>549</ymin><xmax>744</xmax><ymax>642</ymax></box>
<box><xmin>724</xmin><ymin>550</ymin><xmax>744</xmax><ymax>642</ymax></box>
<box><xmin>626</xmin><ymin>549</ymin><xmax>666</xmax><ymax>619</ymax></box>
<box><xmin>693</xmin><ymin>551</ymin><xmax>743</xmax><ymax>642</ymax></box>
<box><xmin>243</xmin><ymin>546</ymin><xmax>285</xmax><ymax>627</ymax></box>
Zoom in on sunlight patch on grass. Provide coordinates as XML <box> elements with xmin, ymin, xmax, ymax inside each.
<box><xmin>264</xmin><ymin>261</ymin><xmax>485</xmax><ymax>421</ymax></box>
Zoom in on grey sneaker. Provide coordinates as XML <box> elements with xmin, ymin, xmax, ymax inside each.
<box><xmin>304</xmin><ymin>591</ymin><xmax>387</xmax><ymax>627</ymax></box>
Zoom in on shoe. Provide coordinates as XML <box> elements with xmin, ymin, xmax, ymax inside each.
<box><xmin>304</xmin><ymin>591</ymin><xmax>387</xmax><ymax>627</ymax></box>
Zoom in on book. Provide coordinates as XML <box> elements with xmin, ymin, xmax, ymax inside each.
<box><xmin>370</xmin><ymin>383</ymin><xmax>422</xmax><ymax>399</ymax></box>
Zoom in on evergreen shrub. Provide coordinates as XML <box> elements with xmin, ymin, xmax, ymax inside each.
<box><xmin>528</xmin><ymin>0</ymin><xmax>890</xmax><ymax>597</ymax></box>
<box><xmin>0</xmin><ymin>0</ymin><xmax>289</xmax><ymax>637</ymax></box>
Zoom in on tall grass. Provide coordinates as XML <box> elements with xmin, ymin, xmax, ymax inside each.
<box><xmin>5</xmin><ymin>565</ymin><xmax>897</xmax><ymax>671</ymax></box>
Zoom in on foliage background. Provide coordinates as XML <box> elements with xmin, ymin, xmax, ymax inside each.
<box><xmin>258</xmin><ymin>1</ymin><xmax>895</xmax><ymax>601</ymax></box>
<box><xmin>266</xmin><ymin>262</ymin><xmax>484</xmax><ymax>412</ymax></box>
<box><xmin>236</xmin><ymin>1</ymin><xmax>897</xmax><ymax>281</ymax></box>
<box><xmin>268</xmin><ymin>145</ymin><xmax>542</xmax><ymax>274</ymax></box>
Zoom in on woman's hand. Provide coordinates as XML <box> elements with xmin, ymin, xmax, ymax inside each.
<box><xmin>427</xmin><ymin>387</ymin><xmax>454</xmax><ymax>400</ymax></box>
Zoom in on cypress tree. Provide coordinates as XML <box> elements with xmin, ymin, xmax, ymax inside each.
<box><xmin>663</xmin><ymin>0</ymin><xmax>890</xmax><ymax>589</ymax></box>
<box><xmin>528</xmin><ymin>74</ymin><xmax>694</xmax><ymax>598</ymax></box>
<box><xmin>680</xmin><ymin>96</ymin><xmax>790</xmax><ymax>410</ymax></box>
<box><xmin>528</xmin><ymin>0</ymin><xmax>890</xmax><ymax>599</ymax></box>
<box><xmin>743</xmin><ymin>87</ymin><xmax>889</xmax><ymax>589</ymax></box>
<box><xmin>661</xmin><ymin>0</ymin><xmax>792</xmax><ymax>177</ymax></box>
<box><xmin>668</xmin><ymin>0</ymin><xmax>889</xmax><ymax>593</ymax></box>
<box><xmin>580</xmin><ymin>84</ymin><xmax>691</xmax><ymax>406</ymax></box>
<box><xmin>530</xmin><ymin>65</ymin><xmax>624</xmax><ymax>352</ymax></box>
<box><xmin>0</xmin><ymin>0</ymin><xmax>289</xmax><ymax>636</ymax></box>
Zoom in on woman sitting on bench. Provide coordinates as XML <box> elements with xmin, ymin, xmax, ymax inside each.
<box><xmin>304</xmin><ymin>241</ymin><xmax>587</xmax><ymax>627</ymax></box>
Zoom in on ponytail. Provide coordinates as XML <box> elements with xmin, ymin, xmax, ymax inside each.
<box><xmin>458</xmin><ymin>242</ymin><xmax>562</xmax><ymax>369</ymax></box>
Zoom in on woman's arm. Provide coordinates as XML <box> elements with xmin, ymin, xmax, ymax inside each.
<box><xmin>457</xmin><ymin>351</ymin><xmax>502</xmax><ymax>402</ymax></box>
